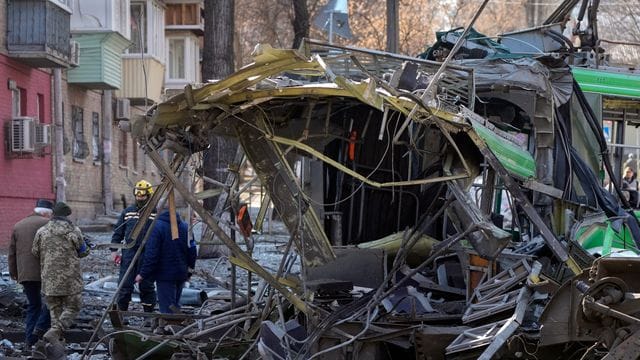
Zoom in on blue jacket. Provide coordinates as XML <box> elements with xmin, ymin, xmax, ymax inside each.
<box><xmin>139</xmin><ymin>211</ymin><xmax>197</xmax><ymax>282</ymax></box>
<box><xmin>110</xmin><ymin>205</ymin><xmax>156</xmax><ymax>263</ymax></box>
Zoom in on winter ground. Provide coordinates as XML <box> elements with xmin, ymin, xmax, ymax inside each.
<box><xmin>0</xmin><ymin>207</ymin><xmax>297</xmax><ymax>359</ymax></box>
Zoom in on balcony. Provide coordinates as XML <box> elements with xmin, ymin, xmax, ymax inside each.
<box><xmin>116</xmin><ymin>57</ymin><xmax>165</xmax><ymax>105</ymax></box>
<box><xmin>67</xmin><ymin>32</ymin><xmax>131</xmax><ymax>90</ymax></box>
<box><xmin>165</xmin><ymin>2</ymin><xmax>204</xmax><ymax>35</ymax></box>
<box><xmin>6</xmin><ymin>0</ymin><xmax>71</xmax><ymax>68</ymax></box>
<box><xmin>70</xmin><ymin>0</ymin><xmax>130</xmax><ymax>38</ymax></box>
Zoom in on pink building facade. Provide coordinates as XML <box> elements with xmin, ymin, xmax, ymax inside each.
<box><xmin>0</xmin><ymin>53</ymin><xmax>54</xmax><ymax>248</ymax></box>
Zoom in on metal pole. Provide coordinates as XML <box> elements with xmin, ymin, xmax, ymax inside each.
<box><xmin>53</xmin><ymin>68</ymin><xmax>65</xmax><ymax>202</ymax></box>
<box><xmin>329</xmin><ymin>11</ymin><xmax>334</xmax><ymax>44</ymax></box>
<box><xmin>103</xmin><ymin>90</ymin><xmax>113</xmax><ymax>213</ymax></box>
<box><xmin>386</xmin><ymin>0</ymin><xmax>398</xmax><ymax>53</ymax></box>
<box><xmin>146</xmin><ymin>147</ymin><xmax>309</xmax><ymax>313</ymax></box>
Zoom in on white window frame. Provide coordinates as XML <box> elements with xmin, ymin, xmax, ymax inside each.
<box><xmin>49</xmin><ymin>0</ymin><xmax>72</xmax><ymax>14</ymax></box>
<box><xmin>125</xmin><ymin>0</ymin><xmax>165</xmax><ymax>62</ymax></box>
<box><xmin>165</xmin><ymin>34</ymin><xmax>200</xmax><ymax>86</ymax></box>
<box><xmin>167</xmin><ymin>37</ymin><xmax>186</xmax><ymax>81</ymax></box>
<box><xmin>70</xmin><ymin>0</ymin><xmax>129</xmax><ymax>36</ymax></box>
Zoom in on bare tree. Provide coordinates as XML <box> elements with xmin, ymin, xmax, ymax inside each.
<box><xmin>292</xmin><ymin>0</ymin><xmax>310</xmax><ymax>48</ymax></box>
<box><xmin>599</xmin><ymin>2</ymin><xmax>640</xmax><ymax>65</ymax></box>
<box><xmin>203</xmin><ymin>0</ymin><xmax>235</xmax><ymax>80</ymax></box>
<box><xmin>201</xmin><ymin>0</ymin><xmax>238</xmax><ymax>258</ymax></box>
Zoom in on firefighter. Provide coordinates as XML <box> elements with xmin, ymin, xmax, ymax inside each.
<box><xmin>110</xmin><ymin>180</ymin><xmax>157</xmax><ymax>312</ymax></box>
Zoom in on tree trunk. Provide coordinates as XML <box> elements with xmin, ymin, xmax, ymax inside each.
<box><xmin>386</xmin><ymin>0</ymin><xmax>398</xmax><ymax>53</ymax></box>
<box><xmin>203</xmin><ymin>0</ymin><xmax>235</xmax><ymax>81</ymax></box>
<box><xmin>291</xmin><ymin>0</ymin><xmax>309</xmax><ymax>49</ymax></box>
<box><xmin>201</xmin><ymin>0</ymin><xmax>238</xmax><ymax>258</ymax></box>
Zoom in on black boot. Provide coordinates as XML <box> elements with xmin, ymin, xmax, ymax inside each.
<box><xmin>142</xmin><ymin>305</ymin><xmax>156</xmax><ymax>328</ymax></box>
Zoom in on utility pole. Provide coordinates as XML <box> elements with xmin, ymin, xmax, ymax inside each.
<box><xmin>53</xmin><ymin>68</ymin><xmax>65</xmax><ymax>202</ymax></box>
<box><xmin>102</xmin><ymin>91</ymin><xmax>113</xmax><ymax>214</ymax></box>
<box><xmin>386</xmin><ymin>0</ymin><xmax>399</xmax><ymax>53</ymax></box>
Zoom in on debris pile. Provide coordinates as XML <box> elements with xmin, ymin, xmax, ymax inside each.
<box><xmin>87</xmin><ymin>29</ymin><xmax>640</xmax><ymax>359</ymax></box>
<box><xmin>10</xmin><ymin>1</ymin><xmax>640</xmax><ymax>356</ymax></box>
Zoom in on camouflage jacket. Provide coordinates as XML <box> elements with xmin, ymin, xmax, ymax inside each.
<box><xmin>32</xmin><ymin>217</ymin><xmax>88</xmax><ymax>296</ymax></box>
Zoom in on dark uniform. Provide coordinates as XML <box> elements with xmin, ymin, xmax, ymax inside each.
<box><xmin>111</xmin><ymin>205</ymin><xmax>157</xmax><ymax>312</ymax></box>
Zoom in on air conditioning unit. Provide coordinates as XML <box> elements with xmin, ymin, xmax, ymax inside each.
<box><xmin>35</xmin><ymin>123</ymin><xmax>51</xmax><ymax>146</ymax></box>
<box><xmin>116</xmin><ymin>98</ymin><xmax>130</xmax><ymax>120</ymax></box>
<box><xmin>11</xmin><ymin>117</ymin><xmax>35</xmax><ymax>153</ymax></box>
<box><xmin>69</xmin><ymin>40</ymin><xmax>80</xmax><ymax>67</ymax></box>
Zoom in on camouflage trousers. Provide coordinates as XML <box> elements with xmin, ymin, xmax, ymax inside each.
<box><xmin>45</xmin><ymin>293</ymin><xmax>82</xmax><ymax>332</ymax></box>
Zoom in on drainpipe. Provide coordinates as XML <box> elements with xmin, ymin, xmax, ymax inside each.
<box><xmin>103</xmin><ymin>90</ymin><xmax>113</xmax><ymax>214</ymax></box>
<box><xmin>54</xmin><ymin>68</ymin><xmax>65</xmax><ymax>202</ymax></box>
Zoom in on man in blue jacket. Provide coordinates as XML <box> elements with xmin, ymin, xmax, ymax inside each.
<box><xmin>110</xmin><ymin>180</ymin><xmax>157</xmax><ymax>312</ymax></box>
<box><xmin>135</xmin><ymin>210</ymin><xmax>197</xmax><ymax>314</ymax></box>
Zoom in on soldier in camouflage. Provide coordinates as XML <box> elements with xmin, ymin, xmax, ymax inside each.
<box><xmin>32</xmin><ymin>202</ymin><xmax>89</xmax><ymax>344</ymax></box>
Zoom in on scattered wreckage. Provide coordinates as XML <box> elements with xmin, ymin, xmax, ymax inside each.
<box><xmin>83</xmin><ymin>12</ymin><xmax>640</xmax><ymax>360</ymax></box>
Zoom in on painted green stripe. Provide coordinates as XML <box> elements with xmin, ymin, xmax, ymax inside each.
<box><xmin>572</xmin><ymin>67</ymin><xmax>640</xmax><ymax>99</ymax></box>
<box><xmin>472</xmin><ymin>122</ymin><xmax>536</xmax><ymax>179</ymax></box>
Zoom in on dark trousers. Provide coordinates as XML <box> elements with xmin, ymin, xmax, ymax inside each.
<box><xmin>22</xmin><ymin>281</ymin><xmax>51</xmax><ymax>345</ymax></box>
<box><xmin>117</xmin><ymin>259</ymin><xmax>156</xmax><ymax>311</ymax></box>
<box><xmin>156</xmin><ymin>280</ymin><xmax>184</xmax><ymax>314</ymax></box>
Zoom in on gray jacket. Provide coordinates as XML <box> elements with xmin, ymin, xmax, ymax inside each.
<box><xmin>9</xmin><ymin>213</ymin><xmax>49</xmax><ymax>283</ymax></box>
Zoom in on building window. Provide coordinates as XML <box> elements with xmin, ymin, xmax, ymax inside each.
<box><xmin>130</xmin><ymin>2</ymin><xmax>147</xmax><ymax>54</ymax></box>
<box><xmin>62</xmin><ymin>103</ymin><xmax>70</xmax><ymax>155</ymax></box>
<box><xmin>92</xmin><ymin>112</ymin><xmax>101</xmax><ymax>162</ymax></box>
<box><xmin>11</xmin><ymin>89</ymin><xmax>21</xmax><ymax>117</ymax></box>
<box><xmin>72</xmin><ymin>105</ymin><xmax>88</xmax><ymax>159</ymax></box>
<box><xmin>132</xmin><ymin>136</ymin><xmax>138</xmax><ymax>171</ymax></box>
<box><xmin>119</xmin><ymin>130</ymin><xmax>128</xmax><ymax>167</ymax></box>
<box><xmin>168</xmin><ymin>38</ymin><xmax>185</xmax><ymax>79</ymax></box>
<box><xmin>128</xmin><ymin>0</ymin><xmax>165</xmax><ymax>58</ymax></box>
<box><xmin>37</xmin><ymin>94</ymin><xmax>45</xmax><ymax>122</ymax></box>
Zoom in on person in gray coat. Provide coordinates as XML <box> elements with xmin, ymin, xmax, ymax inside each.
<box><xmin>8</xmin><ymin>199</ymin><xmax>53</xmax><ymax>347</ymax></box>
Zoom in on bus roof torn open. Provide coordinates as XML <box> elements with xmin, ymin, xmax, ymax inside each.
<box><xmin>104</xmin><ymin>7</ymin><xmax>640</xmax><ymax>359</ymax></box>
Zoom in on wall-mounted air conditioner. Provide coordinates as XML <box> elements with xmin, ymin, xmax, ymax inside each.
<box><xmin>35</xmin><ymin>123</ymin><xmax>51</xmax><ymax>147</ymax></box>
<box><xmin>116</xmin><ymin>98</ymin><xmax>130</xmax><ymax>120</ymax></box>
<box><xmin>11</xmin><ymin>117</ymin><xmax>35</xmax><ymax>153</ymax></box>
<box><xmin>69</xmin><ymin>40</ymin><xmax>80</xmax><ymax>67</ymax></box>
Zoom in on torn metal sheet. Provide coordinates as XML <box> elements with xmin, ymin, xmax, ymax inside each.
<box><xmin>235</xmin><ymin>114</ymin><xmax>335</xmax><ymax>266</ymax></box>
<box><xmin>445</xmin><ymin>319</ymin><xmax>509</xmax><ymax>355</ymax></box>
<box><xmin>462</xmin><ymin>288</ymin><xmax>524</xmax><ymax>324</ymax></box>
<box><xmin>470</xmin><ymin>259</ymin><xmax>531</xmax><ymax>303</ymax></box>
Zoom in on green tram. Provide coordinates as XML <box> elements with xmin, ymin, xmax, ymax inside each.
<box><xmin>573</xmin><ymin>66</ymin><xmax>640</xmax><ymax>257</ymax></box>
